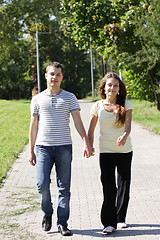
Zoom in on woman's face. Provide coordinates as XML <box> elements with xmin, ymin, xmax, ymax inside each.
<box><xmin>105</xmin><ymin>78</ymin><xmax>120</xmax><ymax>98</ymax></box>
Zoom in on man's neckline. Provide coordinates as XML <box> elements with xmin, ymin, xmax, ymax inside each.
<box><xmin>45</xmin><ymin>89</ymin><xmax>63</xmax><ymax>96</ymax></box>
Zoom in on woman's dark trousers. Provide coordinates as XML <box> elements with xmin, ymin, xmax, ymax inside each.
<box><xmin>100</xmin><ymin>152</ymin><xmax>133</xmax><ymax>229</ymax></box>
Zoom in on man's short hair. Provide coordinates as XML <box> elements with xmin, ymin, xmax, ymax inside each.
<box><xmin>46</xmin><ymin>62</ymin><xmax>64</xmax><ymax>74</ymax></box>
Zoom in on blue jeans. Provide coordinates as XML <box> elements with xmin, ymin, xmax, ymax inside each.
<box><xmin>36</xmin><ymin>145</ymin><xmax>72</xmax><ymax>227</ymax></box>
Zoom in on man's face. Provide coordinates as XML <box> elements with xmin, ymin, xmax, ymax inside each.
<box><xmin>45</xmin><ymin>67</ymin><xmax>63</xmax><ymax>88</ymax></box>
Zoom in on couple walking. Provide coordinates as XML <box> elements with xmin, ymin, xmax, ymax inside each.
<box><xmin>29</xmin><ymin>61</ymin><xmax>133</xmax><ymax>236</ymax></box>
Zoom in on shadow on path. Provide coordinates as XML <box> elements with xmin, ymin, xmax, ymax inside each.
<box><xmin>47</xmin><ymin>224</ymin><xmax>160</xmax><ymax>238</ymax></box>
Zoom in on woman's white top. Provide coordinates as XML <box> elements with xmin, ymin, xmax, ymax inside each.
<box><xmin>91</xmin><ymin>99</ymin><xmax>133</xmax><ymax>153</ymax></box>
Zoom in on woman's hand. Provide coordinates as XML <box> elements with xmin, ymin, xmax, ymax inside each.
<box><xmin>117</xmin><ymin>135</ymin><xmax>126</xmax><ymax>147</ymax></box>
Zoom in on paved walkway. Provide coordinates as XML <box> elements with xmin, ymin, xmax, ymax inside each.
<box><xmin>0</xmin><ymin>101</ymin><xmax>160</xmax><ymax>240</ymax></box>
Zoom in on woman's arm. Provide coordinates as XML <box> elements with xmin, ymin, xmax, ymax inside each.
<box><xmin>88</xmin><ymin>114</ymin><xmax>98</xmax><ymax>149</ymax></box>
<box><xmin>117</xmin><ymin>109</ymin><xmax>132</xmax><ymax>147</ymax></box>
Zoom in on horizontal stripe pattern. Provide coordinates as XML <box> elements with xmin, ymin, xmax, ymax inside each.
<box><xmin>31</xmin><ymin>89</ymin><xmax>80</xmax><ymax>146</ymax></box>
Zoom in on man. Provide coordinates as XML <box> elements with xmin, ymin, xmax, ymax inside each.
<box><xmin>29</xmin><ymin>62</ymin><xmax>93</xmax><ymax>236</ymax></box>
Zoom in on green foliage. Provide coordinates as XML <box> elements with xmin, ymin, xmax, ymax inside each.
<box><xmin>60</xmin><ymin>0</ymin><xmax>141</xmax><ymax>54</ymax></box>
<box><xmin>121</xmin><ymin>0</ymin><xmax>160</xmax><ymax>109</ymax></box>
<box><xmin>0</xmin><ymin>100</ymin><xmax>30</xmax><ymax>183</ymax></box>
<box><xmin>1</xmin><ymin>0</ymin><xmax>160</xmax><ymax>107</ymax></box>
<box><xmin>59</xmin><ymin>0</ymin><xmax>160</xmax><ymax>109</ymax></box>
<box><xmin>0</xmin><ymin>0</ymin><xmax>56</xmax><ymax>99</ymax></box>
<box><xmin>0</xmin><ymin>0</ymin><xmax>101</xmax><ymax>99</ymax></box>
<box><xmin>32</xmin><ymin>21</ymin><xmax>98</xmax><ymax>98</ymax></box>
<box><xmin>0</xmin><ymin>0</ymin><xmax>61</xmax><ymax>99</ymax></box>
<box><xmin>60</xmin><ymin>0</ymin><xmax>113</xmax><ymax>50</ymax></box>
<box><xmin>123</xmin><ymin>70</ymin><xmax>154</xmax><ymax>101</ymax></box>
<box><xmin>0</xmin><ymin>39</ymin><xmax>34</xmax><ymax>99</ymax></box>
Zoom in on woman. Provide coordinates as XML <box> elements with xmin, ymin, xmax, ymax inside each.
<box><xmin>88</xmin><ymin>72</ymin><xmax>133</xmax><ymax>234</ymax></box>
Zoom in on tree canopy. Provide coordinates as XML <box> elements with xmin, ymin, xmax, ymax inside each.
<box><xmin>60</xmin><ymin>0</ymin><xmax>160</xmax><ymax>109</ymax></box>
<box><xmin>0</xmin><ymin>0</ymin><xmax>99</xmax><ymax>99</ymax></box>
<box><xmin>1</xmin><ymin>0</ymin><xmax>160</xmax><ymax>108</ymax></box>
<box><xmin>0</xmin><ymin>0</ymin><xmax>58</xmax><ymax>98</ymax></box>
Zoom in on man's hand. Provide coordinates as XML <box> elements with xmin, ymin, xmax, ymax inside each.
<box><xmin>29</xmin><ymin>152</ymin><xmax>36</xmax><ymax>166</ymax></box>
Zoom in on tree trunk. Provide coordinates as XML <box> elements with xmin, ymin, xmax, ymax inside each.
<box><xmin>156</xmin><ymin>93</ymin><xmax>160</xmax><ymax>111</ymax></box>
<box><xmin>149</xmin><ymin>73</ymin><xmax>160</xmax><ymax>111</ymax></box>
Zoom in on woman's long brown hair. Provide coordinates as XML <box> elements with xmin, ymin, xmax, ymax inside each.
<box><xmin>99</xmin><ymin>72</ymin><xmax>127</xmax><ymax>127</ymax></box>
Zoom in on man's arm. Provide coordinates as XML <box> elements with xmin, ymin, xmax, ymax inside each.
<box><xmin>71</xmin><ymin>110</ymin><xmax>93</xmax><ymax>158</ymax></box>
<box><xmin>29</xmin><ymin>115</ymin><xmax>39</xmax><ymax>166</ymax></box>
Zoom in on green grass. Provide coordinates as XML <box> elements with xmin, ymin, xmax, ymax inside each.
<box><xmin>0</xmin><ymin>99</ymin><xmax>31</xmax><ymax>184</ymax></box>
<box><xmin>131</xmin><ymin>99</ymin><xmax>160</xmax><ymax>134</ymax></box>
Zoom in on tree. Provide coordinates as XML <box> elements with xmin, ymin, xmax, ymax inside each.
<box><xmin>118</xmin><ymin>0</ymin><xmax>160</xmax><ymax>109</ymax></box>
<box><xmin>0</xmin><ymin>0</ymin><xmax>99</xmax><ymax>99</ymax></box>
<box><xmin>0</xmin><ymin>0</ymin><xmax>59</xmax><ymax>99</ymax></box>
<box><xmin>133</xmin><ymin>0</ymin><xmax>160</xmax><ymax>109</ymax></box>
<box><xmin>34</xmin><ymin>21</ymin><xmax>98</xmax><ymax>98</ymax></box>
<box><xmin>59</xmin><ymin>0</ymin><xmax>160</xmax><ymax>109</ymax></box>
<box><xmin>60</xmin><ymin>0</ymin><xmax>140</xmax><ymax>52</ymax></box>
<box><xmin>0</xmin><ymin>39</ymin><xmax>33</xmax><ymax>99</ymax></box>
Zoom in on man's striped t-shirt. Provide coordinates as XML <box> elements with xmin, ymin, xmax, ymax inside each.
<box><xmin>31</xmin><ymin>89</ymin><xmax>80</xmax><ymax>146</ymax></box>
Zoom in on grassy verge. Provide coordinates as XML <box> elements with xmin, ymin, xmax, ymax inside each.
<box><xmin>0</xmin><ymin>99</ymin><xmax>31</xmax><ymax>184</ymax></box>
<box><xmin>131</xmin><ymin>99</ymin><xmax>160</xmax><ymax>134</ymax></box>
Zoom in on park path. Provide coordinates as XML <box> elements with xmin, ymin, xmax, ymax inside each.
<box><xmin>0</xmin><ymin>100</ymin><xmax>160</xmax><ymax>240</ymax></box>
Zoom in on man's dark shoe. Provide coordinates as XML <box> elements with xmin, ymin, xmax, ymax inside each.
<box><xmin>42</xmin><ymin>216</ymin><xmax>52</xmax><ymax>231</ymax></box>
<box><xmin>58</xmin><ymin>225</ymin><xmax>72</xmax><ymax>236</ymax></box>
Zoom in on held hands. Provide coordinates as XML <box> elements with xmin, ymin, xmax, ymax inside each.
<box><xmin>83</xmin><ymin>145</ymin><xmax>95</xmax><ymax>158</ymax></box>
